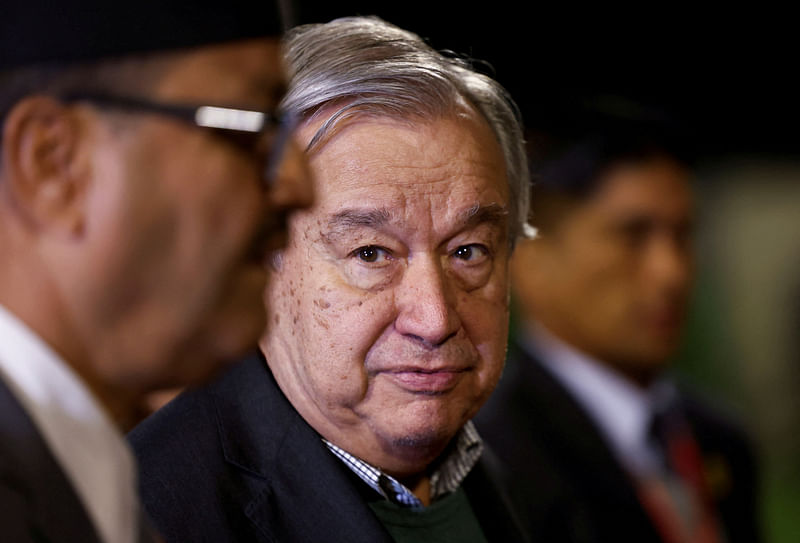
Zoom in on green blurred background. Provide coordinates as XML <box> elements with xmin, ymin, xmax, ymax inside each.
<box><xmin>672</xmin><ymin>158</ymin><xmax>800</xmax><ymax>543</ymax></box>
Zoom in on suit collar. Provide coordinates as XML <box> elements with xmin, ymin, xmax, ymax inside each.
<box><xmin>507</xmin><ymin>341</ymin><xmax>646</xmax><ymax>498</ymax></box>
<box><xmin>502</xmin><ymin>340</ymin><xmax>665</xmax><ymax>539</ymax></box>
<box><xmin>0</xmin><ymin>376</ymin><xmax>103</xmax><ymax>543</ymax></box>
<box><xmin>463</xmin><ymin>448</ymin><xmax>533</xmax><ymax>543</ymax></box>
<box><xmin>0</xmin><ymin>305</ymin><xmax>138</xmax><ymax>543</ymax></box>
<box><xmin>209</xmin><ymin>354</ymin><xmax>394</xmax><ymax>542</ymax></box>
<box><xmin>522</xmin><ymin>327</ymin><xmax>675</xmax><ymax>476</ymax></box>
<box><xmin>210</xmin><ymin>352</ymin><xmax>294</xmax><ymax>477</ymax></box>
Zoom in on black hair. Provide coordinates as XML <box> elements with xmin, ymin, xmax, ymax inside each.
<box><xmin>0</xmin><ymin>52</ymin><xmax>178</xmax><ymax>124</ymax></box>
<box><xmin>534</xmin><ymin>100</ymin><xmax>694</xmax><ymax>196</ymax></box>
<box><xmin>527</xmin><ymin>98</ymin><xmax>694</xmax><ymax>231</ymax></box>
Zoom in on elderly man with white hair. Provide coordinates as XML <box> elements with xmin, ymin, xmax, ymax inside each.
<box><xmin>131</xmin><ymin>16</ymin><xmax>533</xmax><ymax>543</ymax></box>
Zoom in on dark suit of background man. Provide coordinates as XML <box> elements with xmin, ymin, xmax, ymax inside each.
<box><xmin>476</xmin><ymin>109</ymin><xmax>763</xmax><ymax>543</ymax></box>
<box><xmin>0</xmin><ymin>2</ymin><xmax>311</xmax><ymax>542</ymax></box>
<box><xmin>131</xmin><ymin>15</ymin><xmax>532</xmax><ymax>543</ymax></box>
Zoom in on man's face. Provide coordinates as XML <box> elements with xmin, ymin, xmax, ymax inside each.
<box><xmin>263</xmin><ymin>110</ymin><xmax>511</xmax><ymax>476</ymax></box>
<box><xmin>72</xmin><ymin>38</ymin><xmax>311</xmax><ymax>390</ymax></box>
<box><xmin>513</xmin><ymin>156</ymin><xmax>693</xmax><ymax>383</ymax></box>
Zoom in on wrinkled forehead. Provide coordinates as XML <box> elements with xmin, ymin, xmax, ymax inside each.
<box><xmin>295</xmin><ymin>110</ymin><xmax>510</xmax><ymax>241</ymax></box>
<box><xmin>296</xmin><ymin>103</ymin><xmax>507</xmax><ymax>181</ymax></box>
<box><xmin>320</xmin><ymin>201</ymin><xmax>510</xmax><ymax>242</ymax></box>
<box><xmin>297</xmin><ymin>95</ymin><xmax>480</xmax><ymax>153</ymax></box>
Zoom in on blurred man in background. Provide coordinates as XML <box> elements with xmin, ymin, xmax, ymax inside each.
<box><xmin>476</xmin><ymin>108</ymin><xmax>762</xmax><ymax>543</ymax></box>
<box><xmin>0</xmin><ymin>2</ymin><xmax>310</xmax><ymax>541</ymax></box>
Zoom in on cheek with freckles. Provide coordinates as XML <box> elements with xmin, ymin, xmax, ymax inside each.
<box><xmin>308</xmin><ymin>274</ymin><xmax>392</xmax><ymax>348</ymax></box>
<box><xmin>460</xmin><ymin>272</ymin><xmax>510</xmax><ymax>385</ymax></box>
<box><xmin>281</xmin><ymin>260</ymin><xmax>398</xmax><ymax>407</ymax></box>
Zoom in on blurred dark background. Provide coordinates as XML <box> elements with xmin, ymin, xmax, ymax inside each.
<box><xmin>293</xmin><ymin>2</ymin><xmax>799</xmax><ymax>541</ymax></box>
<box><xmin>291</xmin><ymin>2</ymin><xmax>800</xmax><ymax>160</ymax></box>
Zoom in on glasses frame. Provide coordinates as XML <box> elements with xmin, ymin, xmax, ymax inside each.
<box><xmin>61</xmin><ymin>92</ymin><xmax>297</xmax><ymax>187</ymax></box>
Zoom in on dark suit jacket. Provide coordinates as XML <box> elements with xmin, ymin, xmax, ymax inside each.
<box><xmin>129</xmin><ymin>353</ymin><xmax>530</xmax><ymax>543</ymax></box>
<box><xmin>474</xmin><ymin>340</ymin><xmax>763</xmax><ymax>543</ymax></box>
<box><xmin>0</xmin><ymin>376</ymin><xmax>103</xmax><ymax>543</ymax></box>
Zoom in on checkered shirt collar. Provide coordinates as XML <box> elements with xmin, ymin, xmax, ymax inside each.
<box><xmin>322</xmin><ymin>421</ymin><xmax>483</xmax><ymax>508</ymax></box>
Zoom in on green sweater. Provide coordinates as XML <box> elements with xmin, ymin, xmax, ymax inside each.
<box><xmin>368</xmin><ymin>487</ymin><xmax>489</xmax><ymax>543</ymax></box>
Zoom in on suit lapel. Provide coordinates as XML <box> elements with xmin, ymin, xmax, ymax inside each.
<box><xmin>211</xmin><ymin>356</ymin><xmax>393</xmax><ymax>543</ymax></box>
<box><xmin>0</xmin><ymin>377</ymin><xmax>102</xmax><ymax>543</ymax></box>
<box><xmin>514</xmin><ymin>345</ymin><xmax>637</xmax><ymax>491</ymax></box>
<box><xmin>503</xmin><ymin>343</ymin><xmax>663</xmax><ymax>540</ymax></box>
<box><xmin>463</xmin><ymin>448</ymin><xmax>532</xmax><ymax>543</ymax></box>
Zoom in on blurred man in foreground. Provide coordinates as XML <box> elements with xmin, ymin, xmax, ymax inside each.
<box><xmin>476</xmin><ymin>111</ymin><xmax>762</xmax><ymax>543</ymax></box>
<box><xmin>131</xmin><ymin>16</ymin><xmax>531</xmax><ymax>542</ymax></box>
<box><xmin>0</xmin><ymin>3</ymin><xmax>311</xmax><ymax>541</ymax></box>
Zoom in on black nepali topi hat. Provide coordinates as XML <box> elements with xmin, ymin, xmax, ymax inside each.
<box><xmin>1</xmin><ymin>0</ymin><xmax>289</xmax><ymax>70</ymax></box>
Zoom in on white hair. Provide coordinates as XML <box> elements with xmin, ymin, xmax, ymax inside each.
<box><xmin>281</xmin><ymin>16</ymin><xmax>532</xmax><ymax>241</ymax></box>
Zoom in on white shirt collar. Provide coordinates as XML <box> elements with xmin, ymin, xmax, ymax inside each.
<box><xmin>0</xmin><ymin>305</ymin><xmax>138</xmax><ymax>543</ymax></box>
<box><xmin>524</xmin><ymin>322</ymin><xmax>673</xmax><ymax>477</ymax></box>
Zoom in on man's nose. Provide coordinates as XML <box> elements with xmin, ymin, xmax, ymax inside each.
<box><xmin>646</xmin><ymin>234</ymin><xmax>693</xmax><ymax>292</ymax></box>
<box><xmin>394</xmin><ymin>255</ymin><xmax>460</xmax><ymax>347</ymax></box>
<box><xmin>269</xmin><ymin>137</ymin><xmax>314</xmax><ymax>212</ymax></box>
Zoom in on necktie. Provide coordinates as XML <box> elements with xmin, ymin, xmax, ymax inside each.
<box><xmin>636</xmin><ymin>405</ymin><xmax>723</xmax><ymax>543</ymax></box>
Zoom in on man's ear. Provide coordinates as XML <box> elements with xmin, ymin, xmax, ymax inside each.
<box><xmin>1</xmin><ymin>96</ymin><xmax>91</xmax><ymax>236</ymax></box>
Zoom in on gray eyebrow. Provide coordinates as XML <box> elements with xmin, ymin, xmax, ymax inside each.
<box><xmin>321</xmin><ymin>208</ymin><xmax>392</xmax><ymax>245</ymax></box>
<box><xmin>328</xmin><ymin>208</ymin><xmax>392</xmax><ymax>230</ymax></box>
<box><xmin>322</xmin><ymin>203</ymin><xmax>509</xmax><ymax>244</ymax></box>
<box><xmin>460</xmin><ymin>203</ymin><xmax>509</xmax><ymax>229</ymax></box>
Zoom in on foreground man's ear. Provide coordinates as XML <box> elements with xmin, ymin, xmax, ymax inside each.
<box><xmin>1</xmin><ymin>96</ymin><xmax>92</xmax><ymax>237</ymax></box>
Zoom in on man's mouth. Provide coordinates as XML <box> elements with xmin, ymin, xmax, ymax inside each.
<box><xmin>382</xmin><ymin>367</ymin><xmax>469</xmax><ymax>394</ymax></box>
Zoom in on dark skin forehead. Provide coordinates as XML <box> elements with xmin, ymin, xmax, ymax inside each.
<box><xmin>153</xmin><ymin>37</ymin><xmax>287</xmax><ymax>109</ymax></box>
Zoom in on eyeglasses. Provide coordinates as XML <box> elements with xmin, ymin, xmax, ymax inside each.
<box><xmin>61</xmin><ymin>92</ymin><xmax>297</xmax><ymax>187</ymax></box>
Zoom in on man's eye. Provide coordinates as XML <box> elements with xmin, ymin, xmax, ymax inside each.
<box><xmin>352</xmin><ymin>245</ymin><xmax>390</xmax><ymax>263</ymax></box>
<box><xmin>452</xmin><ymin>244</ymin><xmax>488</xmax><ymax>262</ymax></box>
<box><xmin>616</xmin><ymin>218</ymin><xmax>653</xmax><ymax>247</ymax></box>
